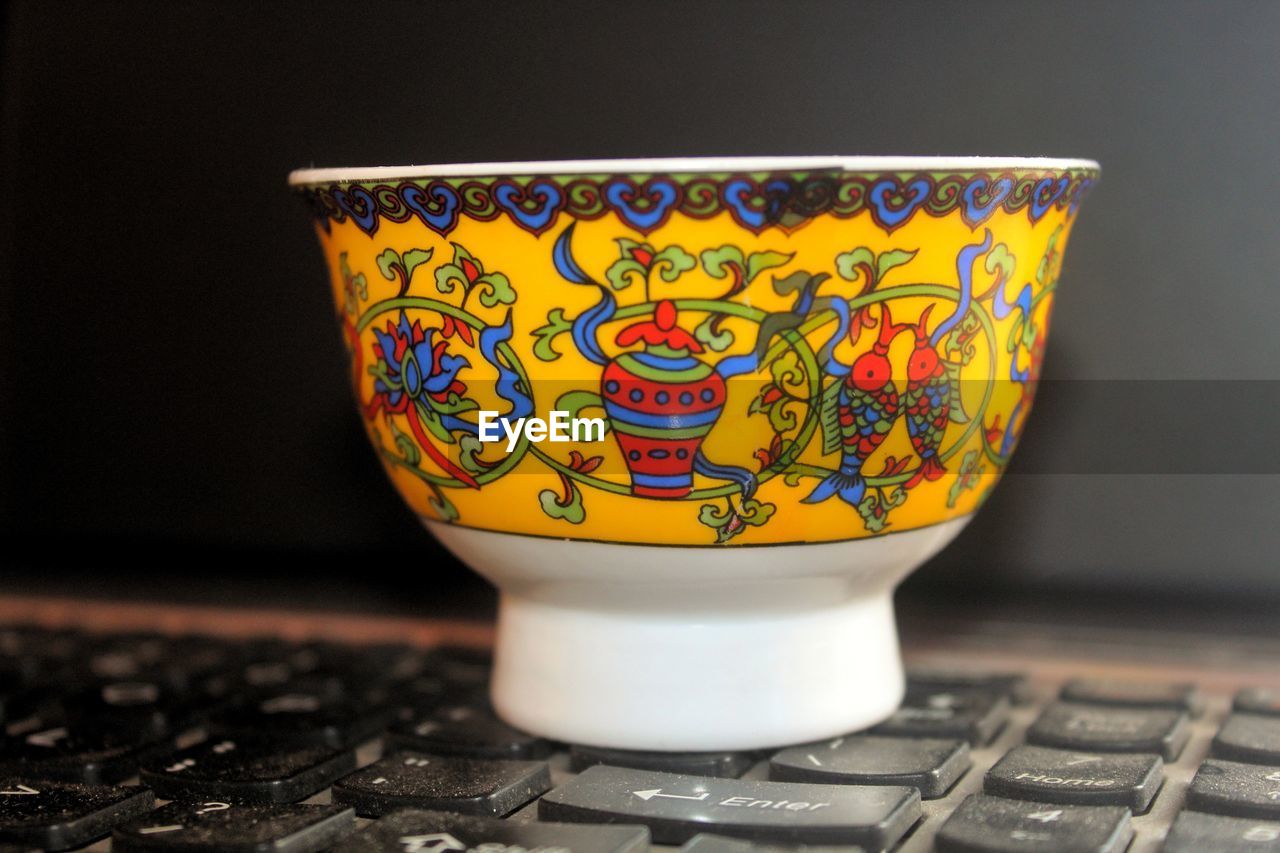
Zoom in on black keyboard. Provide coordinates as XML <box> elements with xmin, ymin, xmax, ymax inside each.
<box><xmin>0</xmin><ymin>626</ymin><xmax>1277</xmax><ymax>851</ymax></box>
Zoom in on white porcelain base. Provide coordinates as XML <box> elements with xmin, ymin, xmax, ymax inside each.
<box><xmin>426</xmin><ymin>518</ymin><xmax>970</xmax><ymax>750</ymax></box>
<box><xmin>491</xmin><ymin>588</ymin><xmax>904</xmax><ymax>750</ymax></box>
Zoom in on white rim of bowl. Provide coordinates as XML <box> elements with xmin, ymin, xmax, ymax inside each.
<box><xmin>287</xmin><ymin>155</ymin><xmax>1100</xmax><ymax>186</ymax></box>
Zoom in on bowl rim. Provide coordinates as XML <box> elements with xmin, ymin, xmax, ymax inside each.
<box><xmin>287</xmin><ymin>155</ymin><xmax>1100</xmax><ymax>186</ymax></box>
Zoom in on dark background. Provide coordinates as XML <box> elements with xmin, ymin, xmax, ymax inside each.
<box><xmin>2</xmin><ymin>0</ymin><xmax>1278</xmax><ymax>612</ymax></box>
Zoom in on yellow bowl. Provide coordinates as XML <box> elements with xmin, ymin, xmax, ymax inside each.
<box><xmin>292</xmin><ymin>156</ymin><xmax>1098</xmax><ymax>749</ymax></box>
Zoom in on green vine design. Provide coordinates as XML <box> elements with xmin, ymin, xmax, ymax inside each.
<box><xmin>698</xmin><ymin>497</ymin><xmax>776</xmax><ymax>543</ymax></box>
<box><xmin>339</xmin><ymin>252</ymin><xmax>368</xmax><ymax>317</ymax></box>
<box><xmin>947</xmin><ymin>449</ymin><xmax>987</xmax><ymax>508</ymax></box>
<box><xmin>605</xmin><ymin>239</ymin><xmax>696</xmax><ymax>301</ymax></box>
<box><xmin>434</xmin><ymin>242</ymin><xmax>516</xmax><ymax>308</ymax></box>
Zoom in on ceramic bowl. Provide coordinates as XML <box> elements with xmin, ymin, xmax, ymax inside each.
<box><xmin>290</xmin><ymin>156</ymin><xmax>1099</xmax><ymax>749</ymax></box>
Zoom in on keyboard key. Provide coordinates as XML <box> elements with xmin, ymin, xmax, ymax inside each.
<box><xmin>237</xmin><ymin>642</ymin><xmax>324</xmax><ymax>681</ymax></box>
<box><xmin>393</xmin><ymin>674</ymin><xmax>453</xmax><ymax>717</ymax></box>
<box><xmin>113</xmin><ymin>801</ymin><xmax>354</xmax><ymax>852</ymax></box>
<box><xmin>0</xmin><ymin>778</ymin><xmax>154</xmax><ymax>852</ymax></box>
<box><xmin>870</xmin><ymin>688</ymin><xmax>1009</xmax><ymax>745</ymax></box>
<box><xmin>935</xmin><ymin>794</ymin><xmax>1131</xmax><ymax>853</ymax></box>
<box><xmin>152</xmin><ymin>636</ymin><xmax>244</xmax><ymax>687</ymax></box>
<box><xmin>538</xmin><ymin>764</ymin><xmax>920</xmax><ymax>847</ymax></box>
<box><xmin>907</xmin><ymin>670</ymin><xmax>1031</xmax><ymax>704</ymax></box>
<box><xmin>387</xmin><ymin>704</ymin><xmax>551</xmax><ymax>760</ymax></box>
<box><xmin>1186</xmin><ymin>759</ymin><xmax>1280</xmax><ymax>820</ymax></box>
<box><xmin>1164</xmin><ymin>810</ymin><xmax>1280</xmax><ymax>852</ymax></box>
<box><xmin>358</xmin><ymin>644</ymin><xmax>432</xmax><ymax>683</ymax></box>
<box><xmin>265</xmin><ymin>672</ymin><xmax>352</xmax><ymax>703</ymax></box>
<box><xmin>140</xmin><ymin>737</ymin><xmax>356</xmax><ymax>804</ymax></box>
<box><xmin>240</xmin><ymin>660</ymin><xmax>299</xmax><ymax>690</ymax></box>
<box><xmin>331</xmin><ymin>750</ymin><xmax>550</xmax><ymax>817</ymax></box>
<box><xmin>985</xmin><ymin>745</ymin><xmax>1163</xmax><ymax>814</ymax></box>
<box><xmin>391</xmin><ymin>649</ymin><xmax>488</xmax><ymax>708</ymax></box>
<box><xmin>679</xmin><ymin>834</ymin><xmax>860</xmax><ymax>853</ymax></box>
<box><xmin>334</xmin><ymin>808</ymin><xmax>650</xmax><ymax>853</ymax></box>
<box><xmin>572</xmin><ymin>744</ymin><xmax>756</xmax><ymax>779</ymax></box>
<box><xmin>0</xmin><ymin>670</ymin><xmax>36</xmax><ymax>723</ymax></box>
<box><xmin>428</xmin><ymin>646</ymin><xmax>493</xmax><ymax>687</ymax></box>
<box><xmin>86</xmin><ymin>644</ymin><xmax>160</xmax><ymax>682</ymax></box>
<box><xmin>1026</xmin><ymin>701</ymin><xmax>1189</xmax><ymax>760</ymax></box>
<box><xmin>769</xmin><ymin>734</ymin><xmax>969</xmax><ymax>799</ymax></box>
<box><xmin>1060</xmin><ymin>678</ymin><xmax>1204</xmax><ymax>716</ymax></box>
<box><xmin>0</xmin><ymin>628</ymin><xmax>82</xmax><ymax>675</ymax></box>
<box><xmin>0</xmin><ymin>671</ymin><xmax>60</xmax><ymax>725</ymax></box>
<box><xmin>64</xmin><ymin>680</ymin><xmax>179</xmax><ymax>737</ymax></box>
<box><xmin>1214</xmin><ymin>714</ymin><xmax>1280</xmax><ymax>765</ymax></box>
<box><xmin>0</xmin><ymin>720</ymin><xmax>169</xmax><ymax>784</ymax></box>
<box><xmin>211</xmin><ymin>690</ymin><xmax>393</xmax><ymax>749</ymax></box>
<box><xmin>1236</xmin><ymin>688</ymin><xmax>1280</xmax><ymax>717</ymax></box>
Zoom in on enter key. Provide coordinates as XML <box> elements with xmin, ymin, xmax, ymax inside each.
<box><xmin>537</xmin><ymin>765</ymin><xmax>920</xmax><ymax>848</ymax></box>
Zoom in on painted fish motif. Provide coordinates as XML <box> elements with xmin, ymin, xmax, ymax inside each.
<box><xmin>902</xmin><ymin>304</ymin><xmax>951</xmax><ymax>487</ymax></box>
<box><xmin>804</xmin><ymin>305</ymin><xmax>907</xmax><ymax>506</ymax></box>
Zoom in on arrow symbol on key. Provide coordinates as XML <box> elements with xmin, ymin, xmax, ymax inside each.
<box><xmin>397</xmin><ymin>832</ymin><xmax>466</xmax><ymax>853</ymax></box>
<box><xmin>633</xmin><ymin>788</ymin><xmax>709</xmax><ymax>802</ymax></box>
<box><xmin>0</xmin><ymin>785</ymin><xmax>38</xmax><ymax>795</ymax></box>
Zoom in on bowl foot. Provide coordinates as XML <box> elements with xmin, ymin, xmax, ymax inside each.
<box><xmin>489</xmin><ymin>590</ymin><xmax>905</xmax><ymax>751</ymax></box>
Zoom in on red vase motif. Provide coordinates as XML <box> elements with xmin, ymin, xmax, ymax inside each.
<box><xmin>601</xmin><ymin>300</ymin><xmax>725</xmax><ymax>498</ymax></box>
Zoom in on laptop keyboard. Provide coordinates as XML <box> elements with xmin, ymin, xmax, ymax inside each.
<box><xmin>0</xmin><ymin>627</ymin><xmax>1276</xmax><ymax>851</ymax></box>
